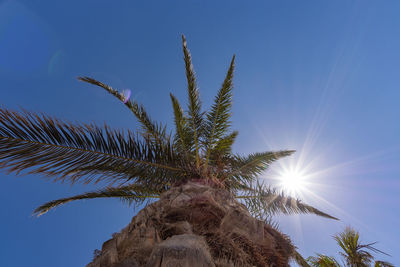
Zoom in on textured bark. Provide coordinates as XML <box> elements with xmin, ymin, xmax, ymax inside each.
<box><xmin>87</xmin><ymin>181</ymin><xmax>294</xmax><ymax>267</ymax></box>
<box><xmin>146</xmin><ymin>234</ymin><xmax>214</xmax><ymax>267</ymax></box>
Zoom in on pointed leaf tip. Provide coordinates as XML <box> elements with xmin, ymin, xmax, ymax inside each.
<box><xmin>182</xmin><ymin>34</ymin><xmax>187</xmax><ymax>46</ymax></box>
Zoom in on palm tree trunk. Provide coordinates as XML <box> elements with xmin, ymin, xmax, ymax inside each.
<box><xmin>87</xmin><ymin>181</ymin><xmax>294</xmax><ymax>267</ymax></box>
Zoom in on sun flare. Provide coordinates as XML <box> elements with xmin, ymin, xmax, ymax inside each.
<box><xmin>278</xmin><ymin>169</ymin><xmax>306</xmax><ymax>196</ymax></box>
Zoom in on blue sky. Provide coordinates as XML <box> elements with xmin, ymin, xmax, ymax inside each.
<box><xmin>1</xmin><ymin>0</ymin><xmax>399</xmax><ymax>266</ymax></box>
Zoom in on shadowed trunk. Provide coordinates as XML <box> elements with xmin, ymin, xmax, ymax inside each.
<box><xmin>87</xmin><ymin>181</ymin><xmax>294</xmax><ymax>267</ymax></box>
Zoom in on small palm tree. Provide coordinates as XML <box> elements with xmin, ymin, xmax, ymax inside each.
<box><xmin>334</xmin><ymin>227</ymin><xmax>392</xmax><ymax>267</ymax></box>
<box><xmin>307</xmin><ymin>227</ymin><xmax>393</xmax><ymax>267</ymax></box>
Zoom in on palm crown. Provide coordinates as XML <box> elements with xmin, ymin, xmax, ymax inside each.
<box><xmin>0</xmin><ymin>35</ymin><xmax>336</xmax><ymax>221</ymax></box>
<box><xmin>307</xmin><ymin>227</ymin><xmax>392</xmax><ymax>267</ymax></box>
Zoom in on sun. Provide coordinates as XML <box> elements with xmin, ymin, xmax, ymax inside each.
<box><xmin>278</xmin><ymin>169</ymin><xmax>306</xmax><ymax>197</ymax></box>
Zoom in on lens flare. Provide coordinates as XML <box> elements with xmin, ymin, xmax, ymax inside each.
<box><xmin>121</xmin><ymin>89</ymin><xmax>131</xmax><ymax>103</ymax></box>
<box><xmin>279</xmin><ymin>169</ymin><xmax>306</xmax><ymax>197</ymax></box>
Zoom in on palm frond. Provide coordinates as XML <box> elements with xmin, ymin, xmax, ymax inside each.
<box><xmin>170</xmin><ymin>93</ymin><xmax>193</xmax><ymax>156</ymax></box>
<box><xmin>210</xmin><ymin>131</ymin><xmax>238</xmax><ymax>162</ymax></box>
<box><xmin>228</xmin><ymin>150</ymin><xmax>295</xmax><ymax>185</ymax></box>
<box><xmin>374</xmin><ymin>261</ymin><xmax>394</xmax><ymax>267</ymax></box>
<box><xmin>181</xmin><ymin>35</ymin><xmax>202</xmax><ymax>168</ymax></box>
<box><xmin>264</xmin><ymin>215</ymin><xmax>281</xmax><ymax>230</ymax></box>
<box><xmin>78</xmin><ymin>77</ymin><xmax>167</xmax><ymax>143</ymax></box>
<box><xmin>0</xmin><ymin>108</ymin><xmax>183</xmax><ymax>185</ymax></box>
<box><xmin>34</xmin><ymin>184</ymin><xmax>160</xmax><ymax>216</ymax></box>
<box><xmin>307</xmin><ymin>254</ymin><xmax>341</xmax><ymax>267</ymax></box>
<box><xmin>292</xmin><ymin>250</ymin><xmax>312</xmax><ymax>267</ymax></box>
<box><xmin>204</xmin><ymin>55</ymin><xmax>235</xmax><ymax>168</ymax></box>
<box><xmin>360</xmin><ymin>242</ymin><xmax>390</xmax><ymax>257</ymax></box>
<box><xmin>237</xmin><ymin>181</ymin><xmax>338</xmax><ymax>220</ymax></box>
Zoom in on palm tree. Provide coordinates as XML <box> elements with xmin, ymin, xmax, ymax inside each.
<box><xmin>0</xmin><ymin>35</ymin><xmax>336</xmax><ymax>265</ymax></box>
<box><xmin>334</xmin><ymin>227</ymin><xmax>392</xmax><ymax>267</ymax></box>
<box><xmin>307</xmin><ymin>227</ymin><xmax>393</xmax><ymax>267</ymax></box>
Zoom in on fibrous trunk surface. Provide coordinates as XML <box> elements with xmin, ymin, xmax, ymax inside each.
<box><xmin>87</xmin><ymin>181</ymin><xmax>293</xmax><ymax>267</ymax></box>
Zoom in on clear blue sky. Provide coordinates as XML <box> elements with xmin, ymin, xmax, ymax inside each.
<box><xmin>1</xmin><ymin>0</ymin><xmax>399</xmax><ymax>266</ymax></box>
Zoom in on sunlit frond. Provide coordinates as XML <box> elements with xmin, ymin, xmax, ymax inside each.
<box><xmin>228</xmin><ymin>150</ymin><xmax>295</xmax><ymax>185</ymax></box>
<box><xmin>237</xmin><ymin>181</ymin><xmax>338</xmax><ymax>220</ymax></box>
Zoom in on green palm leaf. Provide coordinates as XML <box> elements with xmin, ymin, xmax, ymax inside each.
<box><xmin>210</xmin><ymin>131</ymin><xmax>238</xmax><ymax>166</ymax></box>
<box><xmin>181</xmin><ymin>34</ymin><xmax>202</xmax><ymax>168</ymax></box>
<box><xmin>204</xmin><ymin>55</ymin><xmax>235</xmax><ymax>168</ymax></box>
<box><xmin>307</xmin><ymin>254</ymin><xmax>341</xmax><ymax>267</ymax></box>
<box><xmin>292</xmin><ymin>250</ymin><xmax>312</xmax><ymax>267</ymax></box>
<box><xmin>78</xmin><ymin>76</ymin><xmax>167</xmax><ymax>143</ymax></box>
<box><xmin>0</xmin><ymin>108</ymin><xmax>183</xmax><ymax>185</ymax></box>
<box><xmin>34</xmin><ymin>184</ymin><xmax>160</xmax><ymax>216</ymax></box>
<box><xmin>170</xmin><ymin>93</ymin><xmax>192</xmax><ymax>156</ymax></box>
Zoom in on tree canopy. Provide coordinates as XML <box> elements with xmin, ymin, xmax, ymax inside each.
<box><xmin>0</xmin><ymin>35</ymin><xmax>337</xmax><ymax>223</ymax></box>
